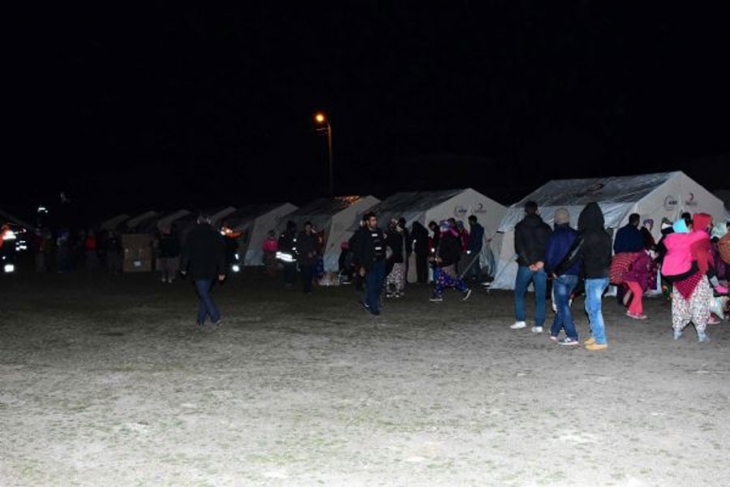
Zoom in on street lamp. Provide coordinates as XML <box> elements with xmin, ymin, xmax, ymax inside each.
<box><xmin>314</xmin><ymin>112</ymin><xmax>333</xmax><ymax>197</ymax></box>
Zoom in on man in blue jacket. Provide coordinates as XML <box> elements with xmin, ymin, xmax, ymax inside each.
<box><xmin>544</xmin><ymin>208</ymin><xmax>581</xmax><ymax>345</ymax></box>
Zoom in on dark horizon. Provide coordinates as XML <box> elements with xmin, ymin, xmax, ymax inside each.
<box><xmin>7</xmin><ymin>4</ymin><xmax>730</xmax><ymax>226</ymax></box>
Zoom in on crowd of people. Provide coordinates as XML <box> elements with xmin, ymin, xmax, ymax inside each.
<box><xmin>8</xmin><ymin>205</ymin><xmax>729</xmax><ymax>341</ymax></box>
<box><xmin>508</xmin><ymin>201</ymin><xmax>730</xmax><ymax>351</ymax></box>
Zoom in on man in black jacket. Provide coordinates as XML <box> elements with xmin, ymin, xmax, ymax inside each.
<box><xmin>180</xmin><ymin>213</ymin><xmax>226</xmax><ymax>329</ymax></box>
<box><xmin>277</xmin><ymin>221</ymin><xmax>298</xmax><ymax>288</ymax></box>
<box><xmin>411</xmin><ymin>221</ymin><xmax>430</xmax><ymax>284</ymax></box>
<box><xmin>352</xmin><ymin>212</ymin><xmax>386</xmax><ymax>315</ymax></box>
<box><xmin>511</xmin><ymin>201</ymin><xmax>552</xmax><ymax>333</ymax></box>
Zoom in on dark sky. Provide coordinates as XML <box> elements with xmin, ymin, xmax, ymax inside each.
<box><xmin>8</xmin><ymin>3</ymin><xmax>730</xmax><ymax>225</ymax></box>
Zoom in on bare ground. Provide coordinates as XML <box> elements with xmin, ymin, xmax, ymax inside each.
<box><xmin>1</xmin><ymin>270</ymin><xmax>729</xmax><ymax>487</ymax></box>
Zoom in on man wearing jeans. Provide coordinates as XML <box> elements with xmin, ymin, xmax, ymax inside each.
<box><xmin>511</xmin><ymin>201</ymin><xmax>552</xmax><ymax>333</ymax></box>
<box><xmin>353</xmin><ymin>212</ymin><xmax>386</xmax><ymax>316</ymax></box>
<box><xmin>545</xmin><ymin>208</ymin><xmax>581</xmax><ymax>345</ymax></box>
<box><xmin>180</xmin><ymin>213</ymin><xmax>226</xmax><ymax>329</ymax></box>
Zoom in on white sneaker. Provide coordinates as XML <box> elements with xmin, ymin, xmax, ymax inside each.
<box><xmin>510</xmin><ymin>321</ymin><xmax>527</xmax><ymax>329</ymax></box>
<box><xmin>531</xmin><ymin>326</ymin><xmax>543</xmax><ymax>333</ymax></box>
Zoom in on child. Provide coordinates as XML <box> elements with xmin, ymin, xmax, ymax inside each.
<box><xmin>622</xmin><ymin>249</ymin><xmax>656</xmax><ymax>319</ymax></box>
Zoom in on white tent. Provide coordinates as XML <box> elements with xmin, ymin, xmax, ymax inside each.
<box><xmin>713</xmin><ymin>190</ymin><xmax>730</xmax><ymax>222</ymax></box>
<box><xmin>492</xmin><ymin>171</ymin><xmax>727</xmax><ymax>290</ymax></box>
<box><xmin>210</xmin><ymin>206</ymin><xmax>237</xmax><ymax>227</ymax></box>
<box><xmin>124</xmin><ymin>211</ymin><xmax>159</xmax><ymax>233</ymax></box>
<box><xmin>224</xmin><ymin>203</ymin><xmax>298</xmax><ymax>266</ymax></box>
<box><xmin>359</xmin><ymin>188</ymin><xmax>507</xmax><ymax>274</ymax></box>
<box><xmin>100</xmin><ymin>214</ymin><xmax>129</xmax><ymax>231</ymax></box>
<box><xmin>279</xmin><ymin>195</ymin><xmax>380</xmax><ymax>272</ymax></box>
<box><xmin>144</xmin><ymin>209</ymin><xmax>191</xmax><ymax>233</ymax></box>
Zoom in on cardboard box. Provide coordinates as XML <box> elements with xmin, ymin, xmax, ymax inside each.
<box><xmin>123</xmin><ymin>258</ymin><xmax>153</xmax><ymax>273</ymax></box>
<box><xmin>121</xmin><ymin>234</ymin><xmax>153</xmax><ymax>263</ymax></box>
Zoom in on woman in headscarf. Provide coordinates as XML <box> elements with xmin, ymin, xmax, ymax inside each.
<box><xmin>661</xmin><ymin>214</ymin><xmax>726</xmax><ymax>342</ymax></box>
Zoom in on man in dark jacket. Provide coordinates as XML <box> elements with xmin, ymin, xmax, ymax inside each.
<box><xmin>511</xmin><ymin>201</ymin><xmax>552</xmax><ymax>333</ymax></box>
<box><xmin>180</xmin><ymin>213</ymin><xmax>226</xmax><ymax>329</ymax></box>
<box><xmin>544</xmin><ymin>208</ymin><xmax>581</xmax><ymax>345</ymax></box>
<box><xmin>557</xmin><ymin>202</ymin><xmax>613</xmax><ymax>350</ymax></box>
<box><xmin>465</xmin><ymin>215</ymin><xmax>485</xmax><ymax>281</ymax></box>
<box><xmin>352</xmin><ymin>212</ymin><xmax>386</xmax><ymax>315</ymax></box>
<box><xmin>411</xmin><ymin>221</ymin><xmax>430</xmax><ymax>284</ymax></box>
<box><xmin>296</xmin><ymin>221</ymin><xmax>321</xmax><ymax>294</ymax></box>
<box><xmin>613</xmin><ymin>213</ymin><xmax>644</xmax><ymax>254</ymax></box>
<box><xmin>277</xmin><ymin>221</ymin><xmax>298</xmax><ymax>288</ymax></box>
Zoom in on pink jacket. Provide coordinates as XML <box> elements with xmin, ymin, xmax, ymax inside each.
<box><xmin>661</xmin><ymin>231</ymin><xmax>705</xmax><ymax>277</ymax></box>
<box><xmin>262</xmin><ymin>238</ymin><xmax>278</xmax><ymax>253</ymax></box>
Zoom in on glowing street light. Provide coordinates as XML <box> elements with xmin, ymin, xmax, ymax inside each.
<box><xmin>314</xmin><ymin>111</ymin><xmax>334</xmax><ymax>197</ymax></box>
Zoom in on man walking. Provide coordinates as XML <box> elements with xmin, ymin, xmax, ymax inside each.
<box><xmin>353</xmin><ymin>212</ymin><xmax>386</xmax><ymax>316</ymax></box>
<box><xmin>180</xmin><ymin>213</ymin><xmax>226</xmax><ymax>329</ymax></box>
<box><xmin>511</xmin><ymin>201</ymin><xmax>552</xmax><ymax>333</ymax></box>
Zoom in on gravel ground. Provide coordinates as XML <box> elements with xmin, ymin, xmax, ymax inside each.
<box><xmin>1</xmin><ymin>270</ymin><xmax>729</xmax><ymax>487</ymax></box>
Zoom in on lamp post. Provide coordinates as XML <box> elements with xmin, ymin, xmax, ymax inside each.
<box><xmin>314</xmin><ymin>112</ymin><xmax>333</xmax><ymax>197</ymax></box>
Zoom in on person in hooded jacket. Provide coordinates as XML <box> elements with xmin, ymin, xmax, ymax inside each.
<box><xmin>510</xmin><ymin>201</ymin><xmax>552</xmax><ymax>333</ymax></box>
<box><xmin>411</xmin><ymin>221</ymin><xmax>430</xmax><ymax>284</ymax></box>
<box><xmin>556</xmin><ymin>202</ymin><xmax>613</xmax><ymax>350</ymax></box>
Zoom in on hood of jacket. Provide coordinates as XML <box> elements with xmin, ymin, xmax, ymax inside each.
<box><xmin>578</xmin><ymin>202</ymin><xmax>605</xmax><ymax>232</ymax></box>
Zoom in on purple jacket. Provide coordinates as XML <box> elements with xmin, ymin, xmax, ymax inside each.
<box><xmin>623</xmin><ymin>251</ymin><xmax>652</xmax><ymax>290</ymax></box>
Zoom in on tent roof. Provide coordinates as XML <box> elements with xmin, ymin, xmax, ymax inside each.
<box><xmin>499</xmin><ymin>171</ymin><xmax>680</xmax><ymax>231</ymax></box>
<box><xmin>225</xmin><ymin>203</ymin><xmax>293</xmax><ymax>227</ymax></box>
<box><xmin>287</xmin><ymin>196</ymin><xmax>370</xmax><ymax>218</ymax></box>
<box><xmin>369</xmin><ymin>189</ymin><xmax>466</xmax><ymax>214</ymax></box>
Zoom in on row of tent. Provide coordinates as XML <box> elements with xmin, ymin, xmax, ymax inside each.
<box><xmin>100</xmin><ymin>171</ymin><xmax>729</xmax><ymax>290</ymax></box>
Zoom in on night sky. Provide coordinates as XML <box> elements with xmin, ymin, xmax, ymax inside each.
<box><xmin>8</xmin><ymin>3</ymin><xmax>730</xmax><ymax>226</ymax></box>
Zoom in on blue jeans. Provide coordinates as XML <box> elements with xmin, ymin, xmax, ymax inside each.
<box><xmin>550</xmin><ymin>274</ymin><xmax>579</xmax><ymax>340</ymax></box>
<box><xmin>514</xmin><ymin>265</ymin><xmax>547</xmax><ymax>327</ymax></box>
<box><xmin>364</xmin><ymin>260</ymin><xmax>386</xmax><ymax>314</ymax></box>
<box><xmin>585</xmin><ymin>277</ymin><xmax>609</xmax><ymax>344</ymax></box>
<box><xmin>194</xmin><ymin>279</ymin><xmax>220</xmax><ymax>324</ymax></box>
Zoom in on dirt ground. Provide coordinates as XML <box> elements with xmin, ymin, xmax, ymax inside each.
<box><xmin>1</xmin><ymin>269</ymin><xmax>729</xmax><ymax>487</ymax></box>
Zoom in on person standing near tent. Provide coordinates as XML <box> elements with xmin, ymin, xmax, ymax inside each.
<box><xmin>510</xmin><ymin>201</ymin><xmax>552</xmax><ymax>333</ymax></box>
<box><xmin>157</xmin><ymin>225</ymin><xmax>181</xmax><ymax>283</ymax></box>
<box><xmin>262</xmin><ymin>230</ymin><xmax>279</xmax><ymax>277</ymax></box>
<box><xmin>180</xmin><ymin>213</ymin><xmax>226</xmax><ymax>329</ymax></box>
<box><xmin>296</xmin><ymin>221</ymin><xmax>320</xmax><ymax>294</ymax></box>
<box><xmin>277</xmin><ymin>221</ymin><xmax>298</xmax><ymax>288</ymax></box>
<box><xmin>558</xmin><ymin>202</ymin><xmax>613</xmax><ymax>350</ymax></box>
<box><xmin>385</xmin><ymin>218</ymin><xmax>407</xmax><ymax>298</ymax></box>
<box><xmin>411</xmin><ymin>221</ymin><xmax>430</xmax><ymax>284</ymax></box>
<box><xmin>613</xmin><ymin>213</ymin><xmax>644</xmax><ymax>305</ymax></box>
<box><xmin>465</xmin><ymin>215</ymin><xmax>485</xmax><ymax>281</ymax></box>
<box><xmin>353</xmin><ymin>211</ymin><xmax>387</xmax><ymax>316</ymax></box>
<box><xmin>545</xmin><ymin>208</ymin><xmax>581</xmax><ymax>345</ymax></box>
<box><xmin>429</xmin><ymin>220</ymin><xmax>472</xmax><ymax>302</ymax></box>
